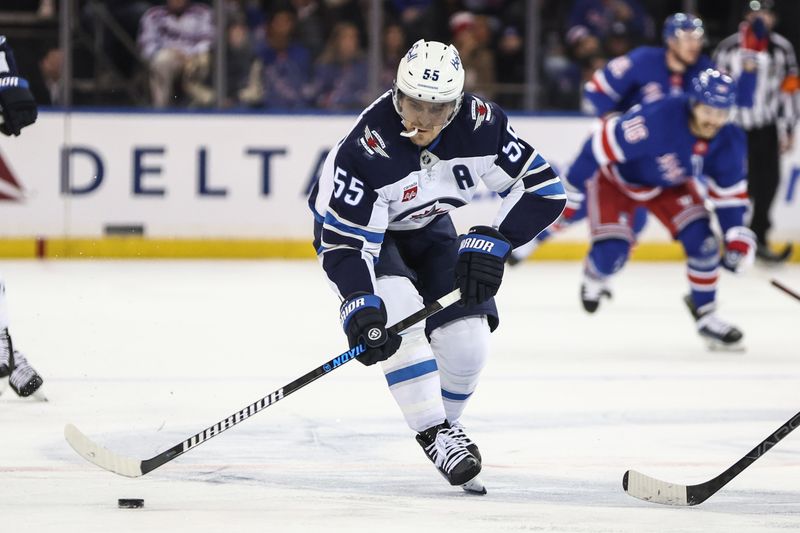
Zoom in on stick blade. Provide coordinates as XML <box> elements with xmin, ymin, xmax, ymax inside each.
<box><xmin>623</xmin><ymin>470</ymin><xmax>691</xmax><ymax>506</ymax></box>
<box><xmin>64</xmin><ymin>423</ymin><xmax>143</xmax><ymax>478</ymax></box>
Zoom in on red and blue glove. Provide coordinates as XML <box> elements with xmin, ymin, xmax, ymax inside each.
<box><xmin>721</xmin><ymin>226</ymin><xmax>756</xmax><ymax>273</ymax></box>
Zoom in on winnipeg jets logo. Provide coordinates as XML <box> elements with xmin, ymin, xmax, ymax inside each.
<box><xmin>359</xmin><ymin>125</ymin><xmax>390</xmax><ymax>159</ymax></box>
<box><xmin>470</xmin><ymin>97</ymin><xmax>492</xmax><ymax>131</ymax></box>
<box><xmin>410</xmin><ymin>202</ymin><xmax>450</xmax><ymax>221</ymax></box>
<box><xmin>406</xmin><ymin>43</ymin><xmax>419</xmax><ymax>62</ymax></box>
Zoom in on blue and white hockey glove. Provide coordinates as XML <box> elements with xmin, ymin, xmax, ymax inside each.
<box><xmin>340</xmin><ymin>292</ymin><xmax>402</xmax><ymax>366</ymax></box>
<box><xmin>721</xmin><ymin>226</ymin><xmax>756</xmax><ymax>273</ymax></box>
<box><xmin>0</xmin><ymin>37</ymin><xmax>38</xmax><ymax>136</ymax></box>
<box><xmin>455</xmin><ymin>226</ymin><xmax>512</xmax><ymax>306</ymax></box>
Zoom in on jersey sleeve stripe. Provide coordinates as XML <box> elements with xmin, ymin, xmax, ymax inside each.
<box><xmin>589</xmin><ymin>71</ymin><xmax>620</xmax><ymax>101</ymax></box>
<box><xmin>707</xmin><ymin>179</ymin><xmax>747</xmax><ymax>197</ymax></box>
<box><xmin>521</xmin><ymin>165</ymin><xmax>559</xmax><ymax>189</ymax></box>
<box><xmin>601</xmin><ymin>117</ymin><xmax>625</xmax><ymax>163</ymax></box>
<box><xmin>526</xmin><ymin>177</ymin><xmax>566</xmax><ymax>198</ymax></box>
<box><xmin>323</xmin><ymin>211</ymin><xmax>384</xmax><ymax>244</ymax></box>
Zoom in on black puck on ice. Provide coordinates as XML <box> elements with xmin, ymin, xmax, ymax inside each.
<box><xmin>118</xmin><ymin>498</ymin><xmax>144</xmax><ymax>509</ymax></box>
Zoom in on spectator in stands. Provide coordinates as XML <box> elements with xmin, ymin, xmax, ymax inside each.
<box><xmin>450</xmin><ymin>11</ymin><xmax>496</xmax><ymax>100</ymax></box>
<box><xmin>291</xmin><ymin>0</ymin><xmax>327</xmax><ymax>58</ymax></box>
<box><xmin>257</xmin><ymin>6</ymin><xmax>312</xmax><ymax>109</ymax></box>
<box><xmin>225</xmin><ymin>17</ymin><xmax>263</xmax><ymax>107</ymax></box>
<box><xmin>137</xmin><ymin>0</ymin><xmax>215</xmax><ymax>108</ymax></box>
<box><xmin>25</xmin><ymin>44</ymin><xmax>63</xmax><ymax>106</ymax></box>
<box><xmin>604</xmin><ymin>19</ymin><xmax>636</xmax><ymax>58</ymax></box>
<box><xmin>310</xmin><ymin>21</ymin><xmax>368</xmax><ymax>110</ymax></box>
<box><xmin>495</xmin><ymin>25</ymin><xmax>524</xmax><ymax>108</ymax></box>
<box><xmin>388</xmin><ymin>0</ymin><xmax>436</xmax><ymax>44</ymax></box>
<box><xmin>380</xmin><ymin>22</ymin><xmax>408</xmax><ymax>92</ymax></box>
<box><xmin>565</xmin><ymin>0</ymin><xmax>652</xmax><ymax>62</ymax></box>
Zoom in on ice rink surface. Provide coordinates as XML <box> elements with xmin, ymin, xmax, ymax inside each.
<box><xmin>1</xmin><ymin>259</ymin><xmax>798</xmax><ymax>532</ymax></box>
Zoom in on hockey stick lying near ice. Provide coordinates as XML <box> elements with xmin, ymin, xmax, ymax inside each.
<box><xmin>65</xmin><ymin>289</ymin><xmax>461</xmax><ymax>478</ymax></box>
<box><xmin>623</xmin><ymin>410</ymin><xmax>800</xmax><ymax>506</ymax></box>
<box><xmin>771</xmin><ymin>279</ymin><xmax>800</xmax><ymax>303</ymax></box>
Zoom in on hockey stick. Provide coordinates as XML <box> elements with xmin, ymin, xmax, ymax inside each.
<box><xmin>771</xmin><ymin>279</ymin><xmax>800</xmax><ymax>303</ymax></box>
<box><xmin>623</xmin><ymin>410</ymin><xmax>800</xmax><ymax>506</ymax></box>
<box><xmin>65</xmin><ymin>289</ymin><xmax>461</xmax><ymax>478</ymax></box>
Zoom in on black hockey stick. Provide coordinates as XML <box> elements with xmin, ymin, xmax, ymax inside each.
<box><xmin>65</xmin><ymin>289</ymin><xmax>461</xmax><ymax>477</ymax></box>
<box><xmin>771</xmin><ymin>279</ymin><xmax>800</xmax><ymax>303</ymax></box>
<box><xmin>623</xmin><ymin>410</ymin><xmax>800</xmax><ymax>506</ymax></box>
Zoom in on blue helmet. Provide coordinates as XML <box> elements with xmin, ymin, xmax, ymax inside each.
<box><xmin>689</xmin><ymin>69</ymin><xmax>737</xmax><ymax>108</ymax></box>
<box><xmin>662</xmin><ymin>13</ymin><xmax>704</xmax><ymax>43</ymax></box>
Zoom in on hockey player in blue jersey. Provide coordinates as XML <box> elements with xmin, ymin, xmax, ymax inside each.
<box><xmin>580</xmin><ymin>68</ymin><xmax>753</xmax><ymax>350</ymax></box>
<box><xmin>0</xmin><ymin>36</ymin><xmax>44</xmax><ymax>398</ymax></box>
<box><xmin>509</xmin><ymin>13</ymin><xmax>755</xmax><ymax>264</ymax></box>
<box><xmin>309</xmin><ymin>40</ymin><xmax>565</xmax><ymax>492</ymax></box>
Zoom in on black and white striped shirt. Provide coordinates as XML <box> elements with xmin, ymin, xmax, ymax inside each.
<box><xmin>714</xmin><ymin>32</ymin><xmax>800</xmax><ymax>136</ymax></box>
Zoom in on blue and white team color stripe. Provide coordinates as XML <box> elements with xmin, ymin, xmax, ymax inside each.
<box><xmin>518</xmin><ymin>150</ymin><xmax>567</xmax><ymax>200</ymax></box>
<box><xmin>321</xmin><ymin>208</ymin><xmax>384</xmax><ymax>257</ymax></box>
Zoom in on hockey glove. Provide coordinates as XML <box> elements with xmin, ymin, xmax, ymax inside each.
<box><xmin>340</xmin><ymin>292</ymin><xmax>402</xmax><ymax>366</ymax></box>
<box><xmin>455</xmin><ymin>226</ymin><xmax>512</xmax><ymax>306</ymax></box>
<box><xmin>0</xmin><ymin>76</ymin><xmax>38</xmax><ymax>136</ymax></box>
<box><xmin>721</xmin><ymin>226</ymin><xmax>756</xmax><ymax>273</ymax></box>
<box><xmin>0</xmin><ymin>38</ymin><xmax>37</xmax><ymax>136</ymax></box>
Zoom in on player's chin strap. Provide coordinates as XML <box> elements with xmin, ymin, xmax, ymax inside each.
<box><xmin>400</xmin><ymin>127</ymin><xmax>419</xmax><ymax>137</ymax></box>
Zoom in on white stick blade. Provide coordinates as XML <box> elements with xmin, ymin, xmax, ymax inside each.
<box><xmin>64</xmin><ymin>424</ymin><xmax>143</xmax><ymax>478</ymax></box>
<box><xmin>623</xmin><ymin>470</ymin><xmax>689</xmax><ymax>506</ymax></box>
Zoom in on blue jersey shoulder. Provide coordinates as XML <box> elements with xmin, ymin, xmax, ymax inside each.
<box><xmin>334</xmin><ymin>92</ymin><xmax>508</xmax><ymax>191</ymax></box>
<box><xmin>334</xmin><ymin>93</ymin><xmax>416</xmax><ymax>190</ymax></box>
<box><xmin>628</xmin><ymin>46</ymin><xmax>666</xmax><ymax>66</ymax></box>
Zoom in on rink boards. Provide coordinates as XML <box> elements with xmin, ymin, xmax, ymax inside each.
<box><xmin>0</xmin><ymin>110</ymin><xmax>798</xmax><ymax>259</ymax></box>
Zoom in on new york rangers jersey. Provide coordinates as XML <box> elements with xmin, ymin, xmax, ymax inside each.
<box><xmin>591</xmin><ymin>95</ymin><xmax>749</xmax><ymax>233</ymax></box>
<box><xmin>309</xmin><ymin>92</ymin><xmax>566</xmax><ymax>298</ymax></box>
<box><xmin>585</xmin><ymin>46</ymin><xmax>754</xmax><ymax>116</ymax></box>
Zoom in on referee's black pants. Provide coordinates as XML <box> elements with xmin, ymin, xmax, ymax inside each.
<box><xmin>745</xmin><ymin>124</ymin><xmax>780</xmax><ymax>245</ymax></box>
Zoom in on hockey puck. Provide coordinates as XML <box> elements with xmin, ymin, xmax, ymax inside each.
<box><xmin>118</xmin><ymin>498</ymin><xmax>144</xmax><ymax>509</ymax></box>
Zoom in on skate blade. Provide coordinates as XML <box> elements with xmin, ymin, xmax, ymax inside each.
<box><xmin>705</xmin><ymin>339</ymin><xmax>746</xmax><ymax>353</ymax></box>
<box><xmin>461</xmin><ymin>476</ymin><xmax>487</xmax><ymax>495</ymax></box>
<box><xmin>29</xmin><ymin>389</ymin><xmax>49</xmax><ymax>402</ymax></box>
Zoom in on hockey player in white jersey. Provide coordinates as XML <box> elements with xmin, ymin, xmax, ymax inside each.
<box><xmin>309</xmin><ymin>40</ymin><xmax>566</xmax><ymax>492</ymax></box>
<box><xmin>0</xmin><ymin>36</ymin><xmax>44</xmax><ymax>398</ymax></box>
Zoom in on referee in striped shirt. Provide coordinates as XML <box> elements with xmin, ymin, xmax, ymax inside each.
<box><xmin>714</xmin><ymin>0</ymin><xmax>799</xmax><ymax>262</ymax></box>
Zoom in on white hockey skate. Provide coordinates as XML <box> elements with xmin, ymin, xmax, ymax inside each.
<box><xmin>416</xmin><ymin>421</ymin><xmax>486</xmax><ymax>494</ymax></box>
<box><xmin>683</xmin><ymin>295</ymin><xmax>745</xmax><ymax>352</ymax></box>
<box><xmin>581</xmin><ymin>273</ymin><xmax>612</xmax><ymax>314</ymax></box>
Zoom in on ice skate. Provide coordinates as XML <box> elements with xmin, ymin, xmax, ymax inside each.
<box><xmin>683</xmin><ymin>295</ymin><xmax>744</xmax><ymax>352</ymax></box>
<box><xmin>449</xmin><ymin>420</ymin><xmax>481</xmax><ymax>465</ymax></box>
<box><xmin>0</xmin><ymin>328</ymin><xmax>12</xmax><ymax>396</ymax></box>
<box><xmin>0</xmin><ymin>332</ymin><xmax>10</xmax><ymax>379</ymax></box>
<box><xmin>416</xmin><ymin>421</ymin><xmax>484</xmax><ymax>494</ymax></box>
<box><xmin>9</xmin><ymin>351</ymin><xmax>45</xmax><ymax>399</ymax></box>
<box><xmin>581</xmin><ymin>274</ymin><xmax>612</xmax><ymax>314</ymax></box>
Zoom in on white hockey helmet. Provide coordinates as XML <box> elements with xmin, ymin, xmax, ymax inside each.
<box><xmin>392</xmin><ymin>39</ymin><xmax>465</xmax><ymax>131</ymax></box>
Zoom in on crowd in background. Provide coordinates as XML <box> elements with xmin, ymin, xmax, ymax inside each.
<box><xmin>2</xmin><ymin>0</ymin><xmax>800</xmax><ymax>111</ymax></box>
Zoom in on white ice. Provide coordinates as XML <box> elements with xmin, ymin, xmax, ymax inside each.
<box><xmin>1</xmin><ymin>260</ymin><xmax>799</xmax><ymax>532</ymax></box>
